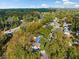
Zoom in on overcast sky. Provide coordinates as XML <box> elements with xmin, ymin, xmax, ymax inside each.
<box><xmin>0</xmin><ymin>0</ymin><xmax>79</xmax><ymax>8</ymax></box>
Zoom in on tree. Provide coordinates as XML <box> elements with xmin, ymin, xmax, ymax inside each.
<box><xmin>72</xmin><ymin>14</ymin><xmax>79</xmax><ymax>32</ymax></box>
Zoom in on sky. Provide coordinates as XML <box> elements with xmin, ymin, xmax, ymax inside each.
<box><xmin>0</xmin><ymin>0</ymin><xmax>79</xmax><ymax>8</ymax></box>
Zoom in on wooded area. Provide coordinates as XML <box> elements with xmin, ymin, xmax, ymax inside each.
<box><xmin>0</xmin><ymin>8</ymin><xmax>79</xmax><ymax>59</ymax></box>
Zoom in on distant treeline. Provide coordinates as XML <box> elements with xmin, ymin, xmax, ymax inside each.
<box><xmin>0</xmin><ymin>8</ymin><xmax>56</xmax><ymax>16</ymax></box>
<box><xmin>0</xmin><ymin>8</ymin><xmax>78</xmax><ymax>17</ymax></box>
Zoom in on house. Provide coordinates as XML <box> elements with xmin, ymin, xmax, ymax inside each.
<box><xmin>72</xmin><ymin>39</ymin><xmax>79</xmax><ymax>46</ymax></box>
<box><xmin>32</xmin><ymin>43</ymin><xmax>40</xmax><ymax>51</ymax></box>
<box><xmin>63</xmin><ymin>21</ymin><xmax>70</xmax><ymax>36</ymax></box>
<box><xmin>31</xmin><ymin>35</ymin><xmax>41</xmax><ymax>51</ymax></box>
<box><xmin>69</xmin><ymin>39</ymin><xmax>79</xmax><ymax>46</ymax></box>
<box><xmin>7</xmin><ymin>17</ymin><xmax>14</xmax><ymax>23</ymax></box>
<box><xmin>20</xmin><ymin>20</ymin><xmax>23</xmax><ymax>22</ymax></box>
<box><xmin>76</xmin><ymin>31</ymin><xmax>79</xmax><ymax>36</ymax></box>
<box><xmin>63</xmin><ymin>22</ymin><xmax>68</xmax><ymax>27</ymax></box>
<box><xmin>76</xmin><ymin>27</ymin><xmax>79</xmax><ymax>36</ymax></box>
<box><xmin>49</xmin><ymin>18</ymin><xmax>60</xmax><ymax>28</ymax></box>
<box><xmin>36</xmin><ymin>36</ymin><xmax>41</xmax><ymax>43</ymax></box>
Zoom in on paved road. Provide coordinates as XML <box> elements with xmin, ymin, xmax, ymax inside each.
<box><xmin>4</xmin><ymin>20</ymin><xmax>23</xmax><ymax>34</ymax></box>
<box><xmin>4</xmin><ymin>26</ymin><xmax>20</xmax><ymax>34</ymax></box>
<box><xmin>40</xmin><ymin>50</ymin><xmax>48</xmax><ymax>59</ymax></box>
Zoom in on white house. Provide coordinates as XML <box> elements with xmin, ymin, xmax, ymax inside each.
<box><xmin>63</xmin><ymin>21</ymin><xmax>70</xmax><ymax>36</ymax></box>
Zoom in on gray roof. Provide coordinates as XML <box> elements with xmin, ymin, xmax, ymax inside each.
<box><xmin>7</xmin><ymin>17</ymin><xmax>13</xmax><ymax>22</ymax></box>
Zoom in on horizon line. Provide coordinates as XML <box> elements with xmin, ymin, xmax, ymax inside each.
<box><xmin>0</xmin><ymin>7</ymin><xmax>79</xmax><ymax>9</ymax></box>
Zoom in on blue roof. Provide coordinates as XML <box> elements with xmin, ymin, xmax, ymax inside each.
<box><xmin>36</xmin><ymin>36</ymin><xmax>41</xmax><ymax>43</ymax></box>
